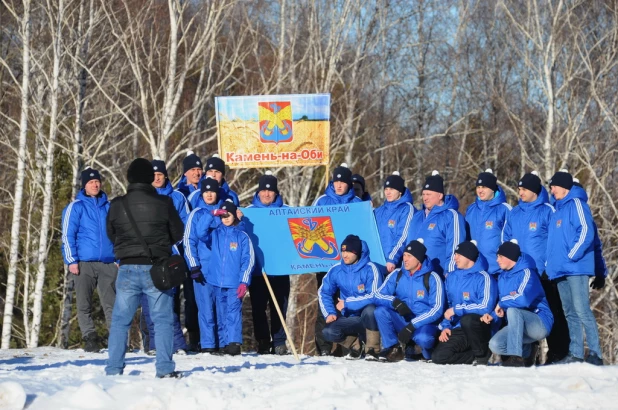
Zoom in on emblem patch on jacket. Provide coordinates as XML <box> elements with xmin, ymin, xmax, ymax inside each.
<box><xmin>427</xmin><ymin>223</ymin><xmax>436</xmax><ymax>231</ymax></box>
<box><xmin>529</xmin><ymin>222</ymin><xmax>537</xmax><ymax>231</ymax></box>
<box><xmin>417</xmin><ymin>290</ymin><xmax>425</xmax><ymax>298</ymax></box>
<box><xmin>357</xmin><ymin>284</ymin><xmax>365</xmax><ymax>293</ymax></box>
<box><xmin>388</xmin><ymin>219</ymin><xmax>395</xmax><ymax>228</ymax></box>
<box><xmin>485</xmin><ymin>221</ymin><xmax>493</xmax><ymax>229</ymax></box>
<box><xmin>556</xmin><ymin>219</ymin><xmax>562</xmax><ymax>228</ymax></box>
<box><xmin>230</xmin><ymin>242</ymin><xmax>238</xmax><ymax>251</ymax></box>
<box><xmin>463</xmin><ymin>292</ymin><xmax>470</xmax><ymax>301</ymax></box>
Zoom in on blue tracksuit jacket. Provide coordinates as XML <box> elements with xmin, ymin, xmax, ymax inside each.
<box><xmin>465</xmin><ymin>187</ymin><xmax>512</xmax><ymax>273</ymax></box>
<box><xmin>406</xmin><ymin>195</ymin><xmax>466</xmax><ymax>275</ymax></box>
<box><xmin>156</xmin><ymin>180</ymin><xmax>190</xmax><ymax>224</ymax></box>
<box><xmin>440</xmin><ymin>254</ymin><xmax>497</xmax><ymax>330</ymax></box>
<box><xmin>318</xmin><ymin>241</ymin><xmax>383</xmax><ymax>318</ymax></box>
<box><xmin>374</xmin><ymin>189</ymin><xmax>417</xmax><ymax>266</ymax></box>
<box><xmin>501</xmin><ymin>186</ymin><xmax>555</xmax><ymax>273</ymax></box>
<box><xmin>61</xmin><ymin>190</ymin><xmax>115</xmax><ymax>264</ymax></box>
<box><xmin>188</xmin><ymin>179</ymin><xmax>239</xmax><ymax>209</ymax></box>
<box><xmin>313</xmin><ymin>182</ymin><xmax>362</xmax><ymax>206</ymax></box>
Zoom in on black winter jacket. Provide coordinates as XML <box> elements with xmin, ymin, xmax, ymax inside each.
<box><xmin>107</xmin><ymin>183</ymin><xmax>184</xmax><ymax>265</ymax></box>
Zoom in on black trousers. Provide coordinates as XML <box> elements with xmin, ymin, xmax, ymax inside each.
<box><xmin>541</xmin><ymin>276</ymin><xmax>570</xmax><ymax>361</ymax></box>
<box><xmin>250</xmin><ymin>274</ymin><xmax>290</xmax><ymax>347</ymax></box>
<box><xmin>183</xmin><ymin>277</ymin><xmax>200</xmax><ymax>339</ymax></box>
<box><xmin>432</xmin><ymin>314</ymin><xmax>491</xmax><ymax>365</ymax></box>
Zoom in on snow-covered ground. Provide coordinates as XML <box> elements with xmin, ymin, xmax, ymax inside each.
<box><xmin>1</xmin><ymin>347</ymin><xmax>617</xmax><ymax>410</ymax></box>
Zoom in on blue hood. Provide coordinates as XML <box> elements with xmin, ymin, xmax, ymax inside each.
<box><xmin>425</xmin><ymin>194</ymin><xmax>460</xmax><ymax>215</ymax></box>
<box><xmin>518</xmin><ymin>186</ymin><xmax>550</xmax><ymax>211</ymax></box>
<box><xmin>251</xmin><ymin>192</ymin><xmax>284</xmax><ymax>208</ymax></box>
<box><xmin>156</xmin><ymin>180</ymin><xmax>174</xmax><ymax>196</ymax></box>
<box><xmin>453</xmin><ymin>252</ymin><xmax>489</xmax><ymax>276</ymax></box>
<box><xmin>554</xmin><ymin>185</ymin><xmax>589</xmax><ymax>210</ymax></box>
<box><xmin>340</xmin><ymin>241</ymin><xmax>371</xmax><ymax>275</ymax></box>
<box><xmin>76</xmin><ymin>190</ymin><xmax>108</xmax><ymax>207</ymax></box>
<box><xmin>324</xmin><ymin>181</ymin><xmax>358</xmax><ymax>204</ymax></box>
<box><xmin>503</xmin><ymin>253</ymin><xmax>536</xmax><ymax>274</ymax></box>
<box><xmin>382</xmin><ymin>189</ymin><xmax>413</xmax><ymax>210</ymax></box>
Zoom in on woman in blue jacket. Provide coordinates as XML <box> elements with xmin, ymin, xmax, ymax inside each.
<box><xmin>486</xmin><ymin>240</ymin><xmax>553</xmax><ymax>367</ymax></box>
<box><xmin>374</xmin><ymin>171</ymin><xmax>416</xmax><ymax>274</ymax></box>
<box><xmin>465</xmin><ymin>169</ymin><xmax>512</xmax><ymax>274</ymax></box>
<box><xmin>546</xmin><ymin>170</ymin><xmax>603</xmax><ymax>365</ymax></box>
<box><xmin>373</xmin><ymin>238</ymin><xmax>445</xmax><ymax>362</ymax></box>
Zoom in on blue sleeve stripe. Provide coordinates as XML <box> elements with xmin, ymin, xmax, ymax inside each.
<box><xmin>374</xmin><ymin>270</ymin><xmax>397</xmax><ymax>301</ymax></box>
<box><xmin>241</xmin><ymin>232</ymin><xmax>255</xmax><ymax>283</ymax></box>
<box><xmin>544</xmin><ymin>203</ymin><xmax>556</xmax><ymax>212</ymax></box>
<box><xmin>502</xmin><ymin>203</ymin><xmax>513</xmax><ymax>211</ymax></box>
<box><xmin>318</xmin><ymin>265</ymin><xmax>338</xmax><ymax>317</ymax></box>
<box><xmin>388</xmin><ymin>203</ymin><xmax>414</xmax><ymax>261</ymax></box>
<box><xmin>448</xmin><ymin>210</ymin><xmax>460</xmax><ymax>272</ymax></box>
<box><xmin>500</xmin><ymin>268</ymin><xmax>530</xmax><ymax>302</ymax></box>
<box><xmin>312</xmin><ymin>195</ymin><xmax>326</xmax><ymax>206</ymax></box>
<box><xmin>62</xmin><ymin>201</ymin><xmax>78</xmax><ymax>264</ymax></box>
<box><xmin>184</xmin><ymin>209</ymin><xmax>199</xmax><ymax>267</ymax></box>
<box><xmin>412</xmin><ymin>271</ymin><xmax>443</xmax><ymax>325</ymax></box>
<box><xmin>568</xmin><ymin>199</ymin><xmax>588</xmax><ymax>259</ymax></box>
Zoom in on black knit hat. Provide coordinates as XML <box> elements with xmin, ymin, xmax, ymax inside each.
<box><xmin>497</xmin><ymin>239</ymin><xmax>521</xmax><ymax>263</ymax></box>
<box><xmin>352</xmin><ymin>174</ymin><xmax>366</xmax><ymax>192</ymax></box>
<box><xmin>332</xmin><ymin>163</ymin><xmax>353</xmax><ymax>187</ymax></box>
<box><xmin>384</xmin><ymin>171</ymin><xmax>405</xmax><ymax>194</ymax></box>
<box><xmin>81</xmin><ymin>167</ymin><xmax>101</xmax><ymax>188</ymax></box>
<box><xmin>518</xmin><ymin>171</ymin><xmax>542</xmax><ymax>195</ymax></box>
<box><xmin>258</xmin><ymin>171</ymin><xmax>278</xmax><ymax>194</ymax></box>
<box><xmin>549</xmin><ymin>169</ymin><xmax>573</xmax><ymax>190</ymax></box>
<box><xmin>341</xmin><ymin>234</ymin><xmax>362</xmax><ymax>255</ymax></box>
<box><xmin>183</xmin><ymin>151</ymin><xmax>202</xmax><ymax>174</ymax></box>
<box><xmin>476</xmin><ymin>169</ymin><xmax>498</xmax><ymax>192</ymax></box>
<box><xmin>200</xmin><ymin>177</ymin><xmax>220</xmax><ymax>194</ymax></box>
<box><xmin>151</xmin><ymin>157</ymin><xmax>168</xmax><ymax>178</ymax></box>
<box><xmin>127</xmin><ymin>158</ymin><xmax>155</xmax><ymax>184</ymax></box>
<box><xmin>220</xmin><ymin>200</ymin><xmax>237</xmax><ymax>217</ymax></box>
<box><xmin>206</xmin><ymin>154</ymin><xmax>226</xmax><ymax>175</ymax></box>
<box><xmin>404</xmin><ymin>238</ymin><xmax>427</xmax><ymax>263</ymax></box>
<box><xmin>455</xmin><ymin>240</ymin><xmax>479</xmax><ymax>263</ymax></box>
<box><xmin>423</xmin><ymin>170</ymin><xmax>444</xmax><ymax>194</ymax></box>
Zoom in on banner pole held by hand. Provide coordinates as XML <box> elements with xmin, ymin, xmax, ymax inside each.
<box><xmin>262</xmin><ymin>271</ymin><xmax>300</xmax><ymax>362</ymax></box>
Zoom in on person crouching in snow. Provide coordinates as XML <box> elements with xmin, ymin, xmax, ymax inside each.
<box><xmin>318</xmin><ymin>235</ymin><xmax>383</xmax><ymax>361</ymax></box>
<box><xmin>373</xmin><ymin>239</ymin><xmax>445</xmax><ymax>362</ymax></box>
<box><xmin>485</xmin><ymin>240</ymin><xmax>553</xmax><ymax>367</ymax></box>
<box><xmin>432</xmin><ymin>240</ymin><xmax>497</xmax><ymax>365</ymax></box>
<box><xmin>184</xmin><ymin>178</ymin><xmax>225</xmax><ymax>353</ymax></box>
<box><xmin>207</xmin><ymin>200</ymin><xmax>254</xmax><ymax>356</ymax></box>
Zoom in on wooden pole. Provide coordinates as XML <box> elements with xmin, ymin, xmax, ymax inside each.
<box><xmin>262</xmin><ymin>271</ymin><xmax>300</xmax><ymax>362</ymax></box>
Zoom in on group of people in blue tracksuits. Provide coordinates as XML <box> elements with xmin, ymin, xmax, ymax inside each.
<box><xmin>316</xmin><ymin>164</ymin><xmax>607</xmax><ymax>366</ymax></box>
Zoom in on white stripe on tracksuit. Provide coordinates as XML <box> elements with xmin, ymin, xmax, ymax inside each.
<box><xmin>500</xmin><ymin>269</ymin><xmax>531</xmax><ymax>302</ymax></box>
<box><xmin>241</xmin><ymin>231</ymin><xmax>255</xmax><ymax>284</ymax></box>
<box><xmin>388</xmin><ymin>203</ymin><xmax>415</xmax><ymax>261</ymax></box>
<box><xmin>412</xmin><ymin>272</ymin><xmax>442</xmax><ymax>327</ymax></box>
<box><xmin>374</xmin><ymin>270</ymin><xmax>399</xmax><ymax>302</ymax></box>
<box><xmin>454</xmin><ymin>271</ymin><xmax>491</xmax><ymax>311</ymax></box>
<box><xmin>62</xmin><ymin>200</ymin><xmax>79</xmax><ymax>264</ymax></box>
<box><xmin>318</xmin><ymin>264</ymin><xmax>340</xmax><ymax>317</ymax></box>
<box><xmin>448</xmin><ymin>209</ymin><xmax>460</xmax><ymax>272</ymax></box>
<box><xmin>183</xmin><ymin>209</ymin><xmax>201</xmax><ymax>268</ymax></box>
<box><xmin>568</xmin><ymin>198</ymin><xmax>588</xmax><ymax>259</ymax></box>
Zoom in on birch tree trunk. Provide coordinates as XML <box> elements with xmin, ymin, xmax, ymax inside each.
<box><xmin>1</xmin><ymin>0</ymin><xmax>32</xmax><ymax>350</ymax></box>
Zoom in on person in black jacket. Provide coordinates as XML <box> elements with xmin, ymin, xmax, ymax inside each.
<box><xmin>105</xmin><ymin>158</ymin><xmax>185</xmax><ymax>379</ymax></box>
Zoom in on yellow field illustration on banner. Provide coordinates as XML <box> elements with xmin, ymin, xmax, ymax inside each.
<box><xmin>215</xmin><ymin>94</ymin><xmax>330</xmax><ymax>168</ymax></box>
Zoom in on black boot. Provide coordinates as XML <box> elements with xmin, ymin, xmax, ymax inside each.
<box><xmin>502</xmin><ymin>356</ymin><xmax>525</xmax><ymax>367</ymax></box>
<box><xmin>186</xmin><ymin>331</ymin><xmax>200</xmax><ymax>353</ymax></box>
<box><xmin>83</xmin><ymin>333</ymin><xmax>101</xmax><ymax>353</ymax></box>
<box><xmin>224</xmin><ymin>343</ymin><xmax>242</xmax><ymax>356</ymax></box>
<box><xmin>157</xmin><ymin>371</ymin><xmax>183</xmax><ymax>379</ymax></box>
<box><xmin>257</xmin><ymin>339</ymin><xmax>271</xmax><ymax>354</ymax></box>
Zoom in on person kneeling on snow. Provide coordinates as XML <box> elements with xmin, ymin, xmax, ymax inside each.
<box><xmin>373</xmin><ymin>239</ymin><xmax>445</xmax><ymax>362</ymax></box>
<box><xmin>484</xmin><ymin>240</ymin><xmax>553</xmax><ymax>367</ymax></box>
<box><xmin>432</xmin><ymin>240</ymin><xmax>497</xmax><ymax>365</ymax></box>
<box><xmin>319</xmin><ymin>235</ymin><xmax>382</xmax><ymax>361</ymax></box>
<box><xmin>191</xmin><ymin>200</ymin><xmax>254</xmax><ymax>356</ymax></box>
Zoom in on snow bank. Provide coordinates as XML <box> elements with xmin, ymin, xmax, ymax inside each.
<box><xmin>1</xmin><ymin>347</ymin><xmax>617</xmax><ymax>409</ymax></box>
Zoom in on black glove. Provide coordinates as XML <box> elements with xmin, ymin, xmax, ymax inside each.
<box><xmin>190</xmin><ymin>267</ymin><xmax>206</xmax><ymax>285</ymax></box>
<box><xmin>392</xmin><ymin>298</ymin><xmax>412</xmax><ymax>317</ymax></box>
<box><xmin>397</xmin><ymin>323</ymin><xmax>415</xmax><ymax>344</ymax></box>
<box><xmin>590</xmin><ymin>276</ymin><xmax>605</xmax><ymax>290</ymax></box>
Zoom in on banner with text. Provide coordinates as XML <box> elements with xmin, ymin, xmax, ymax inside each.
<box><xmin>215</xmin><ymin>93</ymin><xmax>330</xmax><ymax>168</ymax></box>
<box><xmin>241</xmin><ymin>202</ymin><xmax>386</xmax><ymax>275</ymax></box>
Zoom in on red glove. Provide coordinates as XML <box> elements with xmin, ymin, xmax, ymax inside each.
<box><xmin>236</xmin><ymin>283</ymin><xmax>247</xmax><ymax>298</ymax></box>
<box><xmin>211</xmin><ymin>209</ymin><xmax>227</xmax><ymax>217</ymax></box>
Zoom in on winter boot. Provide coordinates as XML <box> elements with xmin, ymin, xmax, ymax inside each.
<box><xmin>200</xmin><ymin>347</ymin><xmax>218</xmax><ymax>354</ymax></box>
<box><xmin>83</xmin><ymin>333</ymin><xmax>101</xmax><ymax>353</ymax></box>
<box><xmin>555</xmin><ymin>354</ymin><xmax>584</xmax><ymax>364</ymax></box>
<box><xmin>257</xmin><ymin>339</ymin><xmax>271</xmax><ymax>355</ymax></box>
<box><xmin>364</xmin><ymin>348</ymin><xmax>379</xmax><ymax>362</ymax></box>
<box><xmin>585</xmin><ymin>354</ymin><xmax>604</xmax><ymax>366</ymax></box>
<box><xmin>502</xmin><ymin>356</ymin><xmax>525</xmax><ymax>367</ymax></box>
<box><xmin>379</xmin><ymin>345</ymin><xmax>404</xmax><ymax>363</ymax></box>
<box><xmin>365</xmin><ymin>330</ymin><xmax>381</xmax><ymax>352</ymax></box>
<box><xmin>157</xmin><ymin>371</ymin><xmax>183</xmax><ymax>379</ymax></box>
<box><xmin>342</xmin><ymin>336</ymin><xmax>362</xmax><ymax>360</ymax></box>
<box><xmin>225</xmin><ymin>343</ymin><xmax>242</xmax><ymax>356</ymax></box>
<box><xmin>274</xmin><ymin>344</ymin><xmax>288</xmax><ymax>355</ymax></box>
<box><xmin>186</xmin><ymin>331</ymin><xmax>200</xmax><ymax>353</ymax></box>
<box><xmin>472</xmin><ymin>350</ymin><xmax>492</xmax><ymax>366</ymax></box>
<box><xmin>524</xmin><ymin>342</ymin><xmax>539</xmax><ymax>367</ymax></box>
